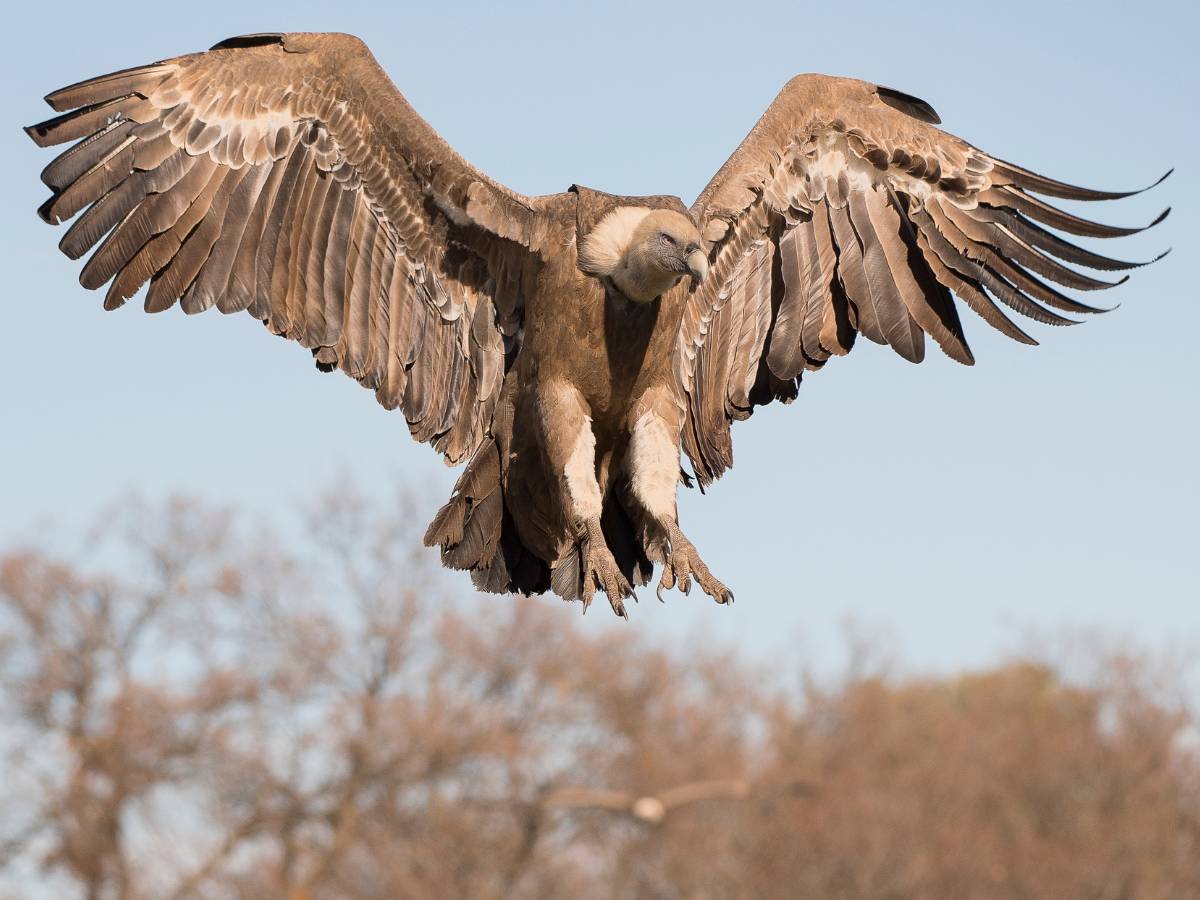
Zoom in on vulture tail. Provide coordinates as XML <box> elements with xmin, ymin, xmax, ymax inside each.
<box><xmin>423</xmin><ymin>437</ymin><xmax>549</xmax><ymax>597</ymax></box>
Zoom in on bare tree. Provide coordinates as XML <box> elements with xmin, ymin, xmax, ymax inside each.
<box><xmin>1</xmin><ymin>490</ymin><xmax>1198</xmax><ymax>899</ymax></box>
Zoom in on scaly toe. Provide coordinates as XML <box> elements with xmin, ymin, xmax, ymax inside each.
<box><xmin>604</xmin><ymin>573</ymin><xmax>631</xmax><ymax>617</ymax></box>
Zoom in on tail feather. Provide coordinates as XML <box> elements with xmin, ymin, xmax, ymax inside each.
<box><xmin>425</xmin><ymin>438</ymin><xmax>549</xmax><ymax>597</ymax></box>
<box><xmin>426</xmin><ymin>444</ymin><xmax>659</xmax><ymax>604</ymax></box>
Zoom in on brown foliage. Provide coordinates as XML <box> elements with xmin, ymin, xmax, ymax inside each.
<box><xmin>0</xmin><ymin>492</ymin><xmax>1197</xmax><ymax>899</ymax></box>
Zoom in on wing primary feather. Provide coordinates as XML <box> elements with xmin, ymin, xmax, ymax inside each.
<box><xmin>84</xmin><ymin>153</ymin><xmax>211</xmax><ymax>297</ymax></box>
<box><xmin>990</xmin><ymin>160</ymin><xmax>1172</xmax><ymax>202</ymax></box>
<box><xmin>39</xmin><ymin>135</ymin><xmax>137</xmax><ymax>224</ymax></box>
<box><xmin>983</xmin><ymin>186</ymin><xmax>1170</xmax><ymax>238</ymax></box>
<box><xmin>968</xmin><ymin>205</ymin><xmax>1163</xmax><ymax>272</ymax></box>
<box><xmin>912</xmin><ymin>209</ymin><xmax>1038</xmax><ymax>345</ymax></box>
<box><xmin>42</xmin><ymin>63</ymin><xmax>173</xmax><ymax>113</ymax></box>
<box><xmin>973</xmin><ymin>265</ymin><xmax>1080</xmax><ymax>327</ymax></box>
<box><xmin>875</xmin><ymin>190</ymin><xmax>973</xmax><ymax>365</ymax></box>
<box><xmin>40</xmin><ymin>118</ymin><xmax>134</xmax><ymax>190</ymax></box>
<box><xmin>25</xmin><ymin>94</ymin><xmax>149</xmax><ymax>148</ymax></box>
<box><xmin>59</xmin><ymin>174</ymin><xmax>146</xmax><ymax>260</ymax></box>
<box><xmin>936</xmin><ymin>199</ymin><xmax>1125</xmax><ymax>291</ymax></box>
<box><xmin>925</xmin><ymin>202</ymin><xmax>1089</xmax><ymax>323</ymax></box>
<box><xmin>972</xmin><ymin>245</ymin><xmax>1112</xmax><ymax>315</ymax></box>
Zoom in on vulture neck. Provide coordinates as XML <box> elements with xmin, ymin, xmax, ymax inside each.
<box><xmin>610</xmin><ymin>259</ymin><xmax>678</xmax><ymax>304</ymax></box>
<box><xmin>579</xmin><ymin>206</ymin><xmax>678</xmax><ymax>304</ymax></box>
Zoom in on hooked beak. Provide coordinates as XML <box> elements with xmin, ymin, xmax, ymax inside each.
<box><xmin>685</xmin><ymin>247</ymin><xmax>708</xmax><ymax>284</ymax></box>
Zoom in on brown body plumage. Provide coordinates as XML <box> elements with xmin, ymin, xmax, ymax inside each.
<box><xmin>26</xmin><ymin>33</ymin><xmax>1168</xmax><ymax>616</ymax></box>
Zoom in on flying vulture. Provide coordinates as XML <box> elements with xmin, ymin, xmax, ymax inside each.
<box><xmin>26</xmin><ymin>33</ymin><xmax>1169</xmax><ymax>617</ymax></box>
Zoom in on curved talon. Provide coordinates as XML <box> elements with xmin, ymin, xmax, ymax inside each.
<box><xmin>658</xmin><ymin>523</ymin><xmax>733</xmax><ymax>606</ymax></box>
<box><xmin>580</xmin><ymin>582</ymin><xmax>594</xmax><ymax>615</ymax></box>
<box><xmin>656</xmin><ymin>561</ymin><xmax>675</xmax><ymax>603</ymax></box>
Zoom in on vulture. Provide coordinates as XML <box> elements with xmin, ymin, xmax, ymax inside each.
<box><xmin>26</xmin><ymin>32</ymin><xmax>1169</xmax><ymax>617</ymax></box>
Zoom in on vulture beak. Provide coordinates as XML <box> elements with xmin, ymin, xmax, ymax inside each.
<box><xmin>685</xmin><ymin>246</ymin><xmax>708</xmax><ymax>284</ymax></box>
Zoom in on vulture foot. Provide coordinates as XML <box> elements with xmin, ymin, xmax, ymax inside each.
<box><xmin>580</xmin><ymin>519</ymin><xmax>634</xmax><ymax>618</ymax></box>
<box><xmin>658</xmin><ymin>524</ymin><xmax>734</xmax><ymax>606</ymax></box>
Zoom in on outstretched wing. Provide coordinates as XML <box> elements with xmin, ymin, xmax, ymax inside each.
<box><xmin>27</xmin><ymin>32</ymin><xmax>548</xmax><ymax>465</ymax></box>
<box><xmin>677</xmin><ymin>75</ymin><xmax>1169</xmax><ymax>486</ymax></box>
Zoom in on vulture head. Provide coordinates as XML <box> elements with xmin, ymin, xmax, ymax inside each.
<box><xmin>579</xmin><ymin>207</ymin><xmax>707</xmax><ymax>302</ymax></box>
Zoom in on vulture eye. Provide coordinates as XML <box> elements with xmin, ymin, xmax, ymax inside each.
<box><xmin>660</xmin><ymin>232</ymin><xmax>676</xmax><ymax>246</ymax></box>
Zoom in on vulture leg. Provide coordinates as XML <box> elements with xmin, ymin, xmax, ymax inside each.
<box><xmin>539</xmin><ymin>381</ymin><xmax>633</xmax><ymax>616</ymax></box>
<box><xmin>625</xmin><ymin>396</ymin><xmax>734</xmax><ymax>606</ymax></box>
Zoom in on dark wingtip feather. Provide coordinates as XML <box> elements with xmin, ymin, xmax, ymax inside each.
<box><xmin>875</xmin><ymin>85</ymin><xmax>942</xmax><ymax>125</ymax></box>
<box><xmin>993</xmin><ymin>161</ymin><xmax>1175</xmax><ymax>202</ymax></box>
<box><xmin>971</xmin><ymin>204</ymin><xmax>1166</xmax><ymax>272</ymax></box>
<box><xmin>1067</xmin><ymin>298</ymin><xmax>1117</xmax><ymax>316</ymax></box>
<box><xmin>36</xmin><ymin>194</ymin><xmax>61</xmax><ymax>225</ymax></box>
<box><xmin>24</xmin><ymin>122</ymin><xmax>51</xmax><ymax>146</ymax></box>
<box><xmin>43</xmin><ymin>63</ymin><xmax>170</xmax><ymax>113</ymax></box>
<box><xmin>997</xmin><ymin>187</ymin><xmax>1170</xmax><ymax>239</ymax></box>
<box><xmin>209</xmin><ymin>33</ymin><xmax>285</xmax><ymax>51</ymax></box>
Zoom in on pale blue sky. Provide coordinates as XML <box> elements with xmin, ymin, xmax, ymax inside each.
<box><xmin>2</xmin><ymin>0</ymin><xmax>1196</xmax><ymax>673</ymax></box>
